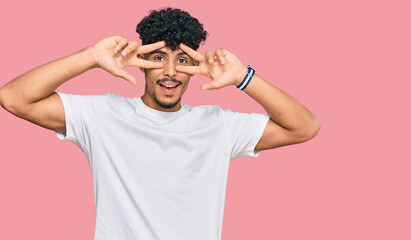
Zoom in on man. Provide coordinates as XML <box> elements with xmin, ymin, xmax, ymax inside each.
<box><xmin>0</xmin><ymin>8</ymin><xmax>320</xmax><ymax>240</ymax></box>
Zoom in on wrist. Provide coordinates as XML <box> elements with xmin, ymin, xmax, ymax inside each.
<box><xmin>85</xmin><ymin>46</ymin><xmax>99</xmax><ymax>69</ymax></box>
<box><xmin>236</xmin><ymin>65</ymin><xmax>255</xmax><ymax>90</ymax></box>
<box><xmin>234</xmin><ymin>65</ymin><xmax>249</xmax><ymax>86</ymax></box>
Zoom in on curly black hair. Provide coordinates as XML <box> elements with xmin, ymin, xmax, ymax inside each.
<box><xmin>136</xmin><ymin>8</ymin><xmax>208</xmax><ymax>51</ymax></box>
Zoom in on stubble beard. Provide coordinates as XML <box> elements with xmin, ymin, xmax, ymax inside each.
<box><xmin>153</xmin><ymin>94</ymin><xmax>181</xmax><ymax>109</ymax></box>
<box><xmin>144</xmin><ymin>69</ymin><xmax>187</xmax><ymax>110</ymax></box>
<box><xmin>152</xmin><ymin>77</ymin><xmax>185</xmax><ymax>109</ymax></box>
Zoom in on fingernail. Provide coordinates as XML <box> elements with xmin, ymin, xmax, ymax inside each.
<box><xmin>114</xmin><ymin>48</ymin><xmax>118</xmax><ymax>53</ymax></box>
<box><xmin>122</xmin><ymin>51</ymin><xmax>127</xmax><ymax>56</ymax></box>
<box><xmin>220</xmin><ymin>58</ymin><xmax>225</xmax><ymax>64</ymax></box>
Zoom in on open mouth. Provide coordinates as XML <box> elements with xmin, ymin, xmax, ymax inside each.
<box><xmin>158</xmin><ymin>83</ymin><xmax>180</xmax><ymax>89</ymax></box>
<box><xmin>157</xmin><ymin>78</ymin><xmax>182</xmax><ymax>94</ymax></box>
<box><xmin>158</xmin><ymin>81</ymin><xmax>181</xmax><ymax>94</ymax></box>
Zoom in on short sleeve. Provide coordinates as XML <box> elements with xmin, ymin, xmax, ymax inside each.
<box><xmin>223</xmin><ymin>109</ymin><xmax>270</xmax><ymax>161</ymax></box>
<box><xmin>55</xmin><ymin>92</ymin><xmax>108</xmax><ymax>151</ymax></box>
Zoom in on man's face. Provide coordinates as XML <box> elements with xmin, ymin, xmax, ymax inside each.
<box><xmin>140</xmin><ymin>46</ymin><xmax>196</xmax><ymax>112</ymax></box>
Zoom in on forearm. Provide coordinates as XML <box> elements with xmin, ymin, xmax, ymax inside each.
<box><xmin>174</xmin><ymin>45</ymin><xmax>320</xmax><ymax>146</ymax></box>
<box><xmin>0</xmin><ymin>46</ymin><xmax>97</xmax><ymax>107</ymax></box>
<box><xmin>242</xmin><ymin>73</ymin><xmax>320</xmax><ymax>134</ymax></box>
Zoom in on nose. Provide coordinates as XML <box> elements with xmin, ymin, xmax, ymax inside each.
<box><xmin>163</xmin><ymin>60</ymin><xmax>176</xmax><ymax>77</ymax></box>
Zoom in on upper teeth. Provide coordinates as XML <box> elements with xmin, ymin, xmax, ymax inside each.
<box><xmin>165</xmin><ymin>85</ymin><xmax>175</xmax><ymax>87</ymax></box>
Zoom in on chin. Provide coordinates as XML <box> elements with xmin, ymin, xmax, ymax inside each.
<box><xmin>154</xmin><ymin>95</ymin><xmax>181</xmax><ymax>109</ymax></box>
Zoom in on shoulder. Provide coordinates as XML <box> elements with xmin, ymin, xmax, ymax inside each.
<box><xmin>57</xmin><ymin>92</ymin><xmax>137</xmax><ymax>114</ymax></box>
<box><xmin>186</xmin><ymin>104</ymin><xmax>261</xmax><ymax>119</ymax></box>
<box><xmin>102</xmin><ymin>92</ymin><xmax>138</xmax><ymax>113</ymax></box>
<box><xmin>184</xmin><ymin>104</ymin><xmax>268</xmax><ymax>127</ymax></box>
<box><xmin>57</xmin><ymin>91</ymin><xmax>110</xmax><ymax>104</ymax></box>
<box><xmin>187</xmin><ymin>104</ymin><xmax>226</xmax><ymax>117</ymax></box>
<box><xmin>55</xmin><ymin>92</ymin><xmax>110</xmax><ymax>112</ymax></box>
<box><xmin>103</xmin><ymin>91</ymin><xmax>125</xmax><ymax>102</ymax></box>
<box><xmin>177</xmin><ymin>104</ymin><xmax>227</xmax><ymax>128</ymax></box>
<box><xmin>188</xmin><ymin>103</ymin><xmax>223</xmax><ymax>111</ymax></box>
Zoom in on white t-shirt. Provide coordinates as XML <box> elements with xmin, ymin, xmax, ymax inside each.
<box><xmin>55</xmin><ymin>92</ymin><xmax>270</xmax><ymax>240</ymax></box>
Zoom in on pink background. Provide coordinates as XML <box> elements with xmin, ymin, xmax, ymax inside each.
<box><xmin>1</xmin><ymin>0</ymin><xmax>410</xmax><ymax>239</ymax></box>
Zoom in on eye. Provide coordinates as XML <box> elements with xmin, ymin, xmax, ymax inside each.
<box><xmin>178</xmin><ymin>58</ymin><xmax>188</xmax><ymax>64</ymax></box>
<box><xmin>154</xmin><ymin>56</ymin><xmax>165</xmax><ymax>61</ymax></box>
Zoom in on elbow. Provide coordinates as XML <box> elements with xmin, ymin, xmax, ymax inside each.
<box><xmin>298</xmin><ymin>118</ymin><xmax>321</xmax><ymax>143</ymax></box>
<box><xmin>0</xmin><ymin>87</ymin><xmax>5</xmax><ymax>109</ymax></box>
<box><xmin>307</xmin><ymin>119</ymin><xmax>321</xmax><ymax>140</ymax></box>
<box><xmin>0</xmin><ymin>87</ymin><xmax>21</xmax><ymax>114</ymax></box>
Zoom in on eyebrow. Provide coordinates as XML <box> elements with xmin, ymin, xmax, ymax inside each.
<box><xmin>147</xmin><ymin>50</ymin><xmax>188</xmax><ymax>56</ymax></box>
<box><xmin>150</xmin><ymin>50</ymin><xmax>166</xmax><ymax>55</ymax></box>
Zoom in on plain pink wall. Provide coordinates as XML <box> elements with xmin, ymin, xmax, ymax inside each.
<box><xmin>1</xmin><ymin>0</ymin><xmax>410</xmax><ymax>239</ymax></box>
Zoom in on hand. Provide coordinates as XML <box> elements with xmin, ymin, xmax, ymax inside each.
<box><xmin>175</xmin><ymin>44</ymin><xmax>248</xmax><ymax>90</ymax></box>
<box><xmin>91</xmin><ymin>36</ymin><xmax>166</xmax><ymax>85</ymax></box>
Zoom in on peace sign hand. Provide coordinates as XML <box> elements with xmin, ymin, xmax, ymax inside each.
<box><xmin>175</xmin><ymin>43</ymin><xmax>248</xmax><ymax>90</ymax></box>
<box><xmin>91</xmin><ymin>36</ymin><xmax>166</xmax><ymax>85</ymax></box>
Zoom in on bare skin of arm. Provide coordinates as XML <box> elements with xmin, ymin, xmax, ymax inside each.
<box><xmin>0</xmin><ymin>36</ymin><xmax>165</xmax><ymax>134</ymax></box>
<box><xmin>176</xmin><ymin>44</ymin><xmax>321</xmax><ymax>151</ymax></box>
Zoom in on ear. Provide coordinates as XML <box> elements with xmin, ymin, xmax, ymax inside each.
<box><xmin>137</xmin><ymin>54</ymin><xmax>145</xmax><ymax>72</ymax></box>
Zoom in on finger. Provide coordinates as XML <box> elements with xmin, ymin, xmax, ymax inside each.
<box><xmin>121</xmin><ymin>41</ymin><xmax>139</xmax><ymax>57</ymax></box>
<box><xmin>113</xmin><ymin>69</ymin><xmax>137</xmax><ymax>85</ymax></box>
<box><xmin>130</xmin><ymin>58</ymin><xmax>165</xmax><ymax>69</ymax></box>
<box><xmin>205</xmin><ymin>51</ymin><xmax>214</xmax><ymax>64</ymax></box>
<box><xmin>215</xmin><ymin>48</ymin><xmax>226</xmax><ymax>64</ymax></box>
<box><xmin>137</xmin><ymin>41</ymin><xmax>166</xmax><ymax>54</ymax></box>
<box><xmin>179</xmin><ymin>43</ymin><xmax>206</xmax><ymax>62</ymax></box>
<box><xmin>175</xmin><ymin>65</ymin><xmax>203</xmax><ymax>75</ymax></box>
<box><xmin>201</xmin><ymin>80</ymin><xmax>223</xmax><ymax>91</ymax></box>
<box><xmin>114</xmin><ymin>36</ymin><xmax>129</xmax><ymax>54</ymax></box>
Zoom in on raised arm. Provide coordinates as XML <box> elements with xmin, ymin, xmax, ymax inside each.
<box><xmin>238</xmin><ymin>72</ymin><xmax>321</xmax><ymax>150</ymax></box>
<box><xmin>175</xmin><ymin>44</ymin><xmax>321</xmax><ymax>151</ymax></box>
<box><xmin>0</xmin><ymin>36</ymin><xmax>165</xmax><ymax>134</ymax></box>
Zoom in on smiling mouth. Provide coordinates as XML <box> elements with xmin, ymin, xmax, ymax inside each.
<box><xmin>157</xmin><ymin>78</ymin><xmax>182</xmax><ymax>92</ymax></box>
<box><xmin>158</xmin><ymin>83</ymin><xmax>180</xmax><ymax>89</ymax></box>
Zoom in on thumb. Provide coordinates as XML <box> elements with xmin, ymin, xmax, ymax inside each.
<box><xmin>113</xmin><ymin>69</ymin><xmax>137</xmax><ymax>86</ymax></box>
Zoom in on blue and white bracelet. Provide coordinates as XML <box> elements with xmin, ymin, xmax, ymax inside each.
<box><xmin>236</xmin><ymin>65</ymin><xmax>255</xmax><ymax>91</ymax></box>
